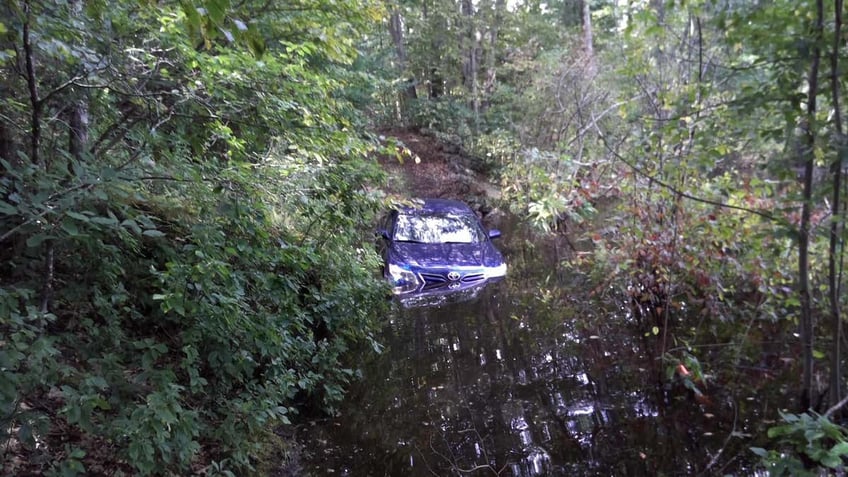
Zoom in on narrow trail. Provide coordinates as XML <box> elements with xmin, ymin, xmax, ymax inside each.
<box><xmin>377</xmin><ymin>128</ymin><xmax>500</xmax><ymax>203</ymax></box>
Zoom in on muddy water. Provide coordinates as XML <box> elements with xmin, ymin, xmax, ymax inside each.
<box><xmin>298</xmin><ymin>213</ymin><xmax>785</xmax><ymax>476</ymax></box>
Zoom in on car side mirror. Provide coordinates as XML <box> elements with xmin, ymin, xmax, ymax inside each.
<box><xmin>378</xmin><ymin>229</ymin><xmax>391</xmax><ymax>240</ymax></box>
<box><xmin>488</xmin><ymin>229</ymin><xmax>502</xmax><ymax>239</ymax></box>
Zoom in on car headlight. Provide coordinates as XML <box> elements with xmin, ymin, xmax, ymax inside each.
<box><xmin>484</xmin><ymin>262</ymin><xmax>507</xmax><ymax>278</ymax></box>
<box><xmin>388</xmin><ymin>263</ymin><xmax>419</xmax><ymax>293</ymax></box>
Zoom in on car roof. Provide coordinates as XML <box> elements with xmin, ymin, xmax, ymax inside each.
<box><xmin>395</xmin><ymin>198</ymin><xmax>474</xmax><ymax>216</ymax></box>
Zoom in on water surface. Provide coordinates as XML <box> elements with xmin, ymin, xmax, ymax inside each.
<box><xmin>299</xmin><ymin>213</ymin><xmax>786</xmax><ymax>476</ymax></box>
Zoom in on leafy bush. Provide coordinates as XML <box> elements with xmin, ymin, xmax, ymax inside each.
<box><xmin>0</xmin><ymin>0</ymin><xmax>388</xmax><ymax>475</ymax></box>
<box><xmin>406</xmin><ymin>97</ymin><xmax>475</xmax><ymax>140</ymax></box>
<box><xmin>1</xmin><ymin>148</ymin><xmax>388</xmax><ymax>475</ymax></box>
<box><xmin>752</xmin><ymin>411</ymin><xmax>848</xmax><ymax>476</ymax></box>
<box><xmin>501</xmin><ymin>147</ymin><xmax>599</xmax><ymax>233</ymax></box>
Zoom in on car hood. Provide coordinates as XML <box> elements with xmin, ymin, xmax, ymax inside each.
<box><xmin>389</xmin><ymin>241</ymin><xmax>492</xmax><ymax>269</ymax></box>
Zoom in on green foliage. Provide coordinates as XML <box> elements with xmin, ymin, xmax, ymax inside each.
<box><xmin>467</xmin><ymin>129</ymin><xmax>522</xmax><ymax>176</ymax></box>
<box><xmin>664</xmin><ymin>350</ymin><xmax>708</xmax><ymax>398</ymax></box>
<box><xmin>405</xmin><ymin>98</ymin><xmax>475</xmax><ymax>139</ymax></box>
<box><xmin>568</xmin><ymin>0</ymin><xmax>811</xmax><ymax>333</ymax></box>
<box><xmin>0</xmin><ymin>0</ymin><xmax>388</xmax><ymax>474</ymax></box>
<box><xmin>501</xmin><ymin>147</ymin><xmax>598</xmax><ymax>233</ymax></box>
<box><xmin>752</xmin><ymin>411</ymin><xmax>848</xmax><ymax>476</ymax></box>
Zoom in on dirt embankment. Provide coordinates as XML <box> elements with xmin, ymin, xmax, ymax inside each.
<box><xmin>376</xmin><ymin>128</ymin><xmax>501</xmax><ymax>212</ymax></box>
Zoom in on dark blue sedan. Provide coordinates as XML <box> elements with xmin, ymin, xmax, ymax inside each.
<box><xmin>378</xmin><ymin>199</ymin><xmax>507</xmax><ymax>295</ymax></box>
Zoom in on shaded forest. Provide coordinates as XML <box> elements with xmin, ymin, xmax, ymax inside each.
<box><xmin>2</xmin><ymin>0</ymin><xmax>848</xmax><ymax>475</ymax></box>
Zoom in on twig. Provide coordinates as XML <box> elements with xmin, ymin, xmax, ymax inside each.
<box><xmin>453</xmin><ymin>464</ymin><xmax>502</xmax><ymax>474</ymax></box>
<box><xmin>414</xmin><ymin>443</ymin><xmax>442</xmax><ymax>477</ymax></box>
<box><xmin>427</xmin><ymin>433</ymin><xmax>454</xmax><ymax>474</ymax></box>
<box><xmin>664</xmin><ymin>340</ymin><xmax>788</xmax><ymax>354</ymax></box>
<box><xmin>36</xmin><ymin>68</ymin><xmax>107</xmax><ymax>108</ymax></box>
<box><xmin>824</xmin><ymin>394</ymin><xmax>848</xmax><ymax>419</ymax></box>
<box><xmin>569</xmin><ymin>94</ymin><xmax>646</xmax><ymax>146</ymax></box>
<box><xmin>699</xmin><ymin>399</ymin><xmax>737</xmax><ymax>475</ymax></box>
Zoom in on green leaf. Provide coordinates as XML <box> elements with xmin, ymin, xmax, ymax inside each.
<box><xmin>750</xmin><ymin>447</ymin><xmax>768</xmax><ymax>457</ymax></box>
<box><xmin>66</xmin><ymin>211</ymin><xmax>91</xmax><ymax>222</ymax></box>
<box><xmin>781</xmin><ymin>412</ymin><xmax>801</xmax><ymax>423</ymax></box>
<box><xmin>0</xmin><ymin>200</ymin><xmax>17</xmax><ymax>215</ymax></box>
<box><xmin>90</xmin><ymin>216</ymin><xmax>118</xmax><ymax>226</ymax></box>
<box><xmin>25</xmin><ymin>234</ymin><xmax>50</xmax><ymax>248</ymax></box>
<box><xmin>820</xmin><ymin>454</ymin><xmax>841</xmax><ymax>468</ymax></box>
<box><xmin>121</xmin><ymin>219</ymin><xmax>142</xmax><ymax>235</ymax></box>
<box><xmin>830</xmin><ymin>442</ymin><xmax>848</xmax><ymax>455</ymax></box>
<box><xmin>142</xmin><ymin>229</ymin><xmax>166</xmax><ymax>237</ymax></box>
<box><xmin>206</xmin><ymin>0</ymin><xmax>229</xmax><ymax>24</ymax></box>
<box><xmin>61</xmin><ymin>219</ymin><xmax>80</xmax><ymax>236</ymax></box>
<box><xmin>804</xmin><ymin>429</ymin><xmax>825</xmax><ymax>442</ymax></box>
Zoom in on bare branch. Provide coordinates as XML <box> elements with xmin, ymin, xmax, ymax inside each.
<box><xmin>36</xmin><ymin>65</ymin><xmax>110</xmax><ymax>108</ymax></box>
<box><xmin>824</xmin><ymin>393</ymin><xmax>848</xmax><ymax>419</ymax></box>
<box><xmin>592</xmin><ymin>112</ymin><xmax>776</xmax><ymax>222</ymax></box>
<box><xmin>698</xmin><ymin>400</ymin><xmax>738</xmax><ymax>475</ymax></box>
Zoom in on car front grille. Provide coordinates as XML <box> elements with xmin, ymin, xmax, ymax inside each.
<box><xmin>419</xmin><ymin>271</ymin><xmax>485</xmax><ymax>290</ymax></box>
<box><xmin>420</xmin><ymin>272</ymin><xmax>448</xmax><ymax>284</ymax></box>
<box><xmin>461</xmin><ymin>273</ymin><xmax>485</xmax><ymax>283</ymax></box>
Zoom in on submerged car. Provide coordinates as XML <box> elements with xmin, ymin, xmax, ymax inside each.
<box><xmin>378</xmin><ymin>198</ymin><xmax>507</xmax><ymax>295</ymax></box>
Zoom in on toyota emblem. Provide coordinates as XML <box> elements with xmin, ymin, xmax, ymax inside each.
<box><xmin>447</xmin><ymin>271</ymin><xmax>461</xmax><ymax>281</ymax></box>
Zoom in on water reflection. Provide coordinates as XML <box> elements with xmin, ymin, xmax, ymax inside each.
<box><xmin>299</xmin><ymin>215</ymin><xmax>784</xmax><ymax>476</ymax></box>
<box><xmin>395</xmin><ymin>278</ymin><xmax>501</xmax><ymax>309</ymax></box>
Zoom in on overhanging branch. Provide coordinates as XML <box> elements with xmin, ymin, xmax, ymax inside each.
<box><xmin>591</xmin><ymin>111</ymin><xmax>777</xmax><ymax>222</ymax></box>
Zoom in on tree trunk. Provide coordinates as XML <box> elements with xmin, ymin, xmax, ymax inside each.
<box><xmin>461</xmin><ymin>0</ymin><xmax>479</xmax><ymax>130</ymax></box>
<box><xmin>389</xmin><ymin>7</ymin><xmax>417</xmax><ymax>102</ymax></box>
<box><xmin>69</xmin><ymin>99</ymin><xmax>89</xmax><ymax>160</ymax></box>
<box><xmin>582</xmin><ymin>0</ymin><xmax>595</xmax><ymax>73</ymax></box>
<box><xmin>0</xmin><ymin>122</ymin><xmax>13</xmax><ymax>166</ymax></box>
<box><xmin>421</xmin><ymin>0</ymin><xmax>444</xmax><ymax>99</ymax></box>
<box><xmin>828</xmin><ymin>0</ymin><xmax>845</xmax><ymax>413</ymax></box>
<box><xmin>23</xmin><ymin>0</ymin><xmax>42</xmax><ymax>168</ymax></box>
<box><xmin>799</xmin><ymin>0</ymin><xmax>824</xmax><ymax>411</ymax></box>
<box><xmin>482</xmin><ymin>0</ymin><xmax>505</xmax><ymax>108</ymax></box>
<box><xmin>650</xmin><ymin>0</ymin><xmax>664</xmax><ymax>24</ymax></box>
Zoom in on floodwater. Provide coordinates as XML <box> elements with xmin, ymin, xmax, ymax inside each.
<box><xmin>298</xmin><ymin>213</ymin><xmax>790</xmax><ymax>476</ymax></box>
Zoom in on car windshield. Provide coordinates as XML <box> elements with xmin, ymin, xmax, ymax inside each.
<box><xmin>393</xmin><ymin>212</ymin><xmax>485</xmax><ymax>244</ymax></box>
